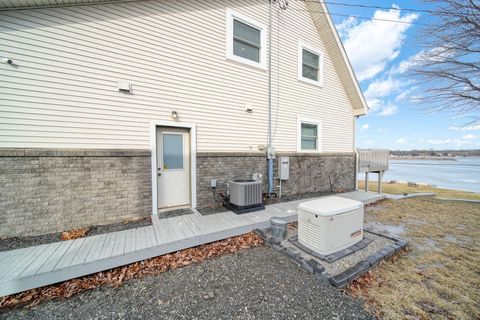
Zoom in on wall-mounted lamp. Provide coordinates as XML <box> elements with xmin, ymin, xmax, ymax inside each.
<box><xmin>171</xmin><ymin>111</ymin><xmax>179</xmax><ymax>120</ymax></box>
<box><xmin>1</xmin><ymin>57</ymin><xmax>14</xmax><ymax>65</ymax></box>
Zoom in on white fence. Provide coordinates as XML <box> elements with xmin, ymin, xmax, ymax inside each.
<box><xmin>357</xmin><ymin>149</ymin><xmax>389</xmax><ymax>173</ymax></box>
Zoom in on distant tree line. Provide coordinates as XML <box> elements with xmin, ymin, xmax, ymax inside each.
<box><xmin>391</xmin><ymin>149</ymin><xmax>480</xmax><ymax>157</ymax></box>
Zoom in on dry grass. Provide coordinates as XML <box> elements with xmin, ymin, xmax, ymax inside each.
<box><xmin>359</xmin><ymin>180</ymin><xmax>480</xmax><ymax>200</ymax></box>
<box><xmin>354</xmin><ymin>185</ymin><xmax>480</xmax><ymax>319</ymax></box>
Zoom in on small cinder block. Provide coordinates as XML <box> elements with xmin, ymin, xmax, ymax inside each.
<box><xmin>346</xmin><ymin>261</ymin><xmax>369</xmax><ymax>282</ymax></box>
<box><xmin>396</xmin><ymin>239</ymin><xmax>407</xmax><ymax>249</ymax></box>
<box><xmin>304</xmin><ymin>259</ymin><xmax>325</xmax><ymax>274</ymax></box>
<box><xmin>356</xmin><ymin>241</ymin><xmax>368</xmax><ymax>249</ymax></box>
<box><xmin>350</xmin><ymin>244</ymin><xmax>361</xmax><ymax>252</ymax></box>
<box><xmin>301</xmin><ymin>259</ymin><xmax>315</xmax><ymax>273</ymax></box>
<box><xmin>330</xmin><ymin>271</ymin><xmax>349</xmax><ymax>288</ymax></box>
<box><xmin>363</xmin><ymin>237</ymin><xmax>373</xmax><ymax>245</ymax></box>
<box><xmin>384</xmin><ymin>245</ymin><xmax>396</xmax><ymax>258</ymax></box>
<box><xmin>391</xmin><ymin>243</ymin><xmax>402</xmax><ymax>252</ymax></box>
<box><xmin>378</xmin><ymin>249</ymin><xmax>389</xmax><ymax>259</ymax></box>
<box><xmin>366</xmin><ymin>253</ymin><xmax>383</xmax><ymax>267</ymax></box>
<box><xmin>286</xmin><ymin>247</ymin><xmax>300</xmax><ymax>259</ymax></box>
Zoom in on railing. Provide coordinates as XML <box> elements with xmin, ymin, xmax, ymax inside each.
<box><xmin>357</xmin><ymin>149</ymin><xmax>389</xmax><ymax>173</ymax></box>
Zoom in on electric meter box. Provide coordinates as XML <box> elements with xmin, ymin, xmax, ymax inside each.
<box><xmin>278</xmin><ymin>156</ymin><xmax>290</xmax><ymax>180</ymax></box>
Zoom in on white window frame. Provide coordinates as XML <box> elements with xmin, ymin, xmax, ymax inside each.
<box><xmin>298</xmin><ymin>41</ymin><xmax>324</xmax><ymax>87</ymax></box>
<box><xmin>226</xmin><ymin>9</ymin><xmax>267</xmax><ymax>70</ymax></box>
<box><xmin>297</xmin><ymin>117</ymin><xmax>322</xmax><ymax>153</ymax></box>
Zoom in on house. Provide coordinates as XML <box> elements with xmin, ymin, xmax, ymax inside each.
<box><xmin>0</xmin><ymin>0</ymin><xmax>367</xmax><ymax>238</ymax></box>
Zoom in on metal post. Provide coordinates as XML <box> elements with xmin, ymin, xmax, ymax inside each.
<box><xmin>365</xmin><ymin>172</ymin><xmax>369</xmax><ymax>192</ymax></box>
<box><xmin>267</xmin><ymin>0</ymin><xmax>274</xmax><ymax>194</ymax></box>
<box><xmin>378</xmin><ymin>171</ymin><xmax>383</xmax><ymax>194</ymax></box>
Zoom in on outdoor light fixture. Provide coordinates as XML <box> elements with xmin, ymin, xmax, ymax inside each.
<box><xmin>171</xmin><ymin>111</ymin><xmax>179</xmax><ymax>119</ymax></box>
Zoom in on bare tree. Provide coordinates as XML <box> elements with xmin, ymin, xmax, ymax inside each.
<box><xmin>410</xmin><ymin>0</ymin><xmax>480</xmax><ymax>118</ymax></box>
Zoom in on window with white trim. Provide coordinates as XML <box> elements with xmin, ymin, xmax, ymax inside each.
<box><xmin>297</xmin><ymin>118</ymin><xmax>322</xmax><ymax>152</ymax></box>
<box><xmin>298</xmin><ymin>42</ymin><xmax>323</xmax><ymax>86</ymax></box>
<box><xmin>226</xmin><ymin>9</ymin><xmax>266</xmax><ymax>69</ymax></box>
<box><xmin>301</xmin><ymin>123</ymin><xmax>318</xmax><ymax>150</ymax></box>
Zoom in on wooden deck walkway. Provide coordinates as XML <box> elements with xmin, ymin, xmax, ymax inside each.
<box><xmin>0</xmin><ymin>191</ymin><xmax>383</xmax><ymax>297</ymax></box>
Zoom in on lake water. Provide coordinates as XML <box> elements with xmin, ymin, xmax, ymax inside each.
<box><xmin>359</xmin><ymin>157</ymin><xmax>480</xmax><ymax>193</ymax></box>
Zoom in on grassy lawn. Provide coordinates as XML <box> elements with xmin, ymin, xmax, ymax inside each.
<box><xmin>353</xmin><ymin>183</ymin><xmax>480</xmax><ymax>319</ymax></box>
<box><xmin>359</xmin><ymin>180</ymin><xmax>480</xmax><ymax>200</ymax></box>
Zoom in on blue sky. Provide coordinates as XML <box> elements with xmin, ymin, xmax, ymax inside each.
<box><xmin>327</xmin><ymin>0</ymin><xmax>480</xmax><ymax>150</ymax></box>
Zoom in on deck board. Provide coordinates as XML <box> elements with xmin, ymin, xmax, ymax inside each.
<box><xmin>19</xmin><ymin>242</ymin><xmax>63</xmax><ymax>278</ymax></box>
<box><xmin>111</xmin><ymin>230</ymin><xmax>128</xmax><ymax>257</ymax></box>
<box><xmin>35</xmin><ymin>240</ymin><xmax>74</xmax><ymax>275</ymax></box>
<box><xmin>0</xmin><ymin>191</ymin><xmax>380</xmax><ymax>298</ymax></box>
<box><xmin>54</xmin><ymin>238</ymin><xmax>87</xmax><ymax>271</ymax></box>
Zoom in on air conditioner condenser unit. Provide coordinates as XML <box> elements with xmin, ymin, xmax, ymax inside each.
<box><xmin>225</xmin><ymin>179</ymin><xmax>264</xmax><ymax>214</ymax></box>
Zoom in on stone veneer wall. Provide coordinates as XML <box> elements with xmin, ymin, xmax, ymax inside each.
<box><xmin>0</xmin><ymin>149</ymin><xmax>152</xmax><ymax>237</ymax></box>
<box><xmin>196</xmin><ymin>152</ymin><xmax>356</xmax><ymax>209</ymax></box>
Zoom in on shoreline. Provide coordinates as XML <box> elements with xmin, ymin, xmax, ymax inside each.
<box><xmin>389</xmin><ymin>156</ymin><xmax>457</xmax><ymax>161</ymax></box>
<box><xmin>357</xmin><ymin>179</ymin><xmax>480</xmax><ymax>194</ymax></box>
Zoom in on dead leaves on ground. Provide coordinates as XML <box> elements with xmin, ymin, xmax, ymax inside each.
<box><xmin>0</xmin><ymin>232</ymin><xmax>264</xmax><ymax>310</ymax></box>
<box><xmin>60</xmin><ymin>228</ymin><xmax>90</xmax><ymax>241</ymax></box>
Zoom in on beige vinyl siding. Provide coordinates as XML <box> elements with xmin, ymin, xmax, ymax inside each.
<box><xmin>0</xmin><ymin>0</ymin><xmax>355</xmax><ymax>152</ymax></box>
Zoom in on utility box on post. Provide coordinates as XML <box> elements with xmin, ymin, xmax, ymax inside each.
<box><xmin>278</xmin><ymin>156</ymin><xmax>289</xmax><ymax>180</ymax></box>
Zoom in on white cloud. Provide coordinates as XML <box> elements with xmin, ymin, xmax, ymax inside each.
<box><xmin>364</xmin><ymin>78</ymin><xmax>403</xmax><ymax>110</ymax></box>
<box><xmin>462</xmin><ymin>134</ymin><xmax>478</xmax><ymax>140</ymax></box>
<box><xmin>378</xmin><ymin>128</ymin><xmax>389</xmax><ymax>133</ymax></box>
<box><xmin>340</xmin><ymin>8</ymin><xmax>418</xmax><ymax>81</ymax></box>
<box><xmin>360</xmin><ymin>124</ymin><xmax>369</xmax><ymax>131</ymax></box>
<box><xmin>449</xmin><ymin>123</ymin><xmax>480</xmax><ymax>131</ymax></box>
<box><xmin>365</xmin><ymin>77</ymin><xmax>401</xmax><ymax>100</ymax></box>
<box><xmin>335</xmin><ymin>16</ymin><xmax>357</xmax><ymax>39</ymax></box>
<box><xmin>378</xmin><ymin>105</ymin><xmax>398</xmax><ymax>116</ymax></box>
<box><xmin>396</xmin><ymin>137</ymin><xmax>408</xmax><ymax>144</ymax></box>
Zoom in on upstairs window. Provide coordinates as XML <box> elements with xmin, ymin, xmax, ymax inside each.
<box><xmin>233</xmin><ymin>19</ymin><xmax>261</xmax><ymax>63</ymax></box>
<box><xmin>302</xmin><ymin>49</ymin><xmax>319</xmax><ymax>81</ymax></box>
<box><xmin>298</xmin><ymin>41</ymin><xmax>324</xmax><ymax>86</ymax></box>
<box><xmin>226</xmin><ymin>9</ymin><xmax>266</xmax><ymax>69</ymax></box>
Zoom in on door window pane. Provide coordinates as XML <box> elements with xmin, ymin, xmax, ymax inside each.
<box><xmin>163</xmin><ymin>134</ymin><xmax>183</xmax><ymax>170</ymax></box>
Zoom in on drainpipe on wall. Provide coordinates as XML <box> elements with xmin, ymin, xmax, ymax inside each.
<box><xmin>267</xmin><ymin>0</ymin><xmax>274</xmax><ymax>194</ymax></box>
<box><xmin>354</xmin><ymin>115</ymin><xmax>359</xmax><ymax>190</ymax></box>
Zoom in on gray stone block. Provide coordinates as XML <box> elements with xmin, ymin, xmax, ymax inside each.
<box><xmin>301</xmin><ymin>259</ymin><xmax>315</xmax><ymax>273</ymax></box>
<box><xmin>384</xmin><ymin>245</ymin><xmax>396</xmax><ymax>258</ymax></box>
<box><xmin>362</xmin><ymin>237</ymin><xmax>373</xmax><ymax>244</ymax></box>
<box><xmin>391</xmin><ymin>243</ymin><xmax>402</xmax><ymax>252</ymax></box>
<box><xmin>396</xmin><ymin>239</ymin><xmax>407</xmax><ymax>249</ymax></box>
<box><xmin>330</xmin><ymin>271</ymin><xmax>349</xmax><ymax>288</ymax></box>
<box><xmin>378</xmin><ymin>249</ymin><xmax>389</xmax><ymax>259</ymax></box>
<box><xmin>347</xmin><ymin>260</ymin><xmax>370</xmax><ymax>281</ymax></box>
<box><xmin>349</xmin><ymin>244</ymin><xmax>361</xmax><ymax>252</ymax></box>
<box><xmin>286</xmin><ymin>247</ymin><xmax>301</xmax><ymax>259</ymax></box>
<box><xmin>356</xmin><ymin>241</ymin><xmax>368</xmax><ymax>249</ymax></box>
<box><xmin>366</xmin><ymin>253</ymin><xmax>383</xmax><ymax>267</ymax></box>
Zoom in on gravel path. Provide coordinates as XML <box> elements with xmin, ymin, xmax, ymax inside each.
<box><xmin>0</xmin><ymin>247</ymin><xmax>374</xmax><ymax>320</ymax></box>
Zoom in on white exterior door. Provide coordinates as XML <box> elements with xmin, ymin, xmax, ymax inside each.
<box><xmin>156</xmin><ymin>127</ymin><xmax>191</xmax><ymax>209</ymax></box>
